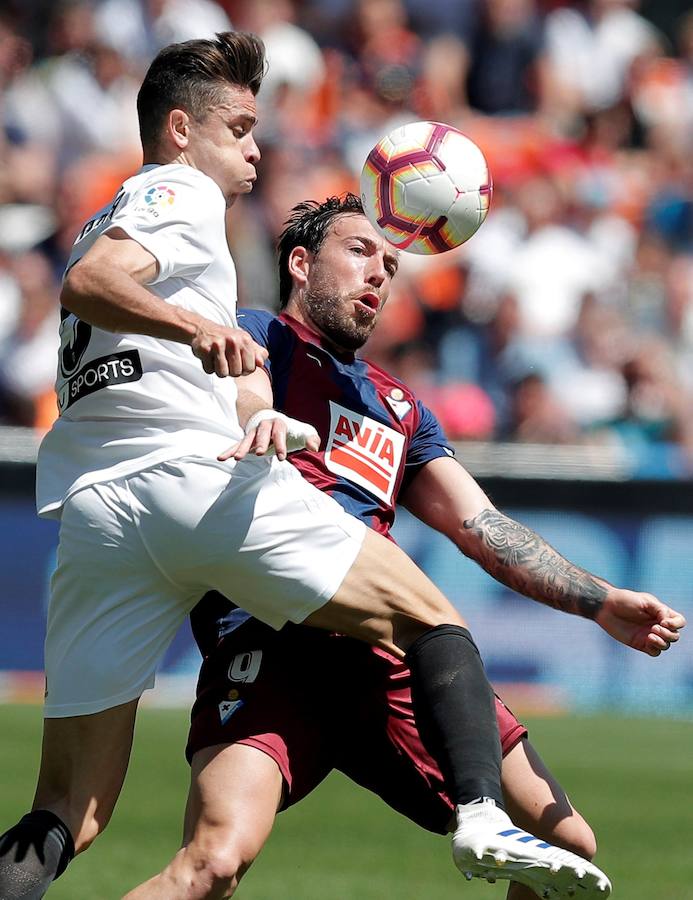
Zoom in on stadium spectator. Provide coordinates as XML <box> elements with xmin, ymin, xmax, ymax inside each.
<box><xmin>233</xmin><ymin>0</ymin><xmax>326</xmax><ymax>112</ymax></box>
<box><xmin>0</xmin><ymin>250</ymin><xmax>59</xmax><ymax>427</ymax></box>
<box><xmin>461</xmin><ymin>0</ymin><xmax>549</xmax><ymax>115</ymax></box>
<box><xmin>4</xmin><ymin>1</ymin><xmax>141</xmax><ymax>166</ymax></box>
<box><xmin>553</xmin><ymin>295</ymin><xmax>631</xmax><ymax>430</ymax></box>
<box><xmin>493</xmin><ymin>174</ymin><xmax>616</xmax><ymax>339</ymax></box>
<box><xmin>0</xmin><ymin>13</ymin><xmax>58</xmax><ymax>206</ymax></box>
<box><xmin>0</xmin><ymin>253</ymin><xmax>21</xmax><ymax>346</ymax></box>
<box><xmin>507</xmin><ymin>371</ymin><xmax>580</xmax><ymax>444</ymax></box>
<box><xmin>94</xmin><ymin>0</ymin><xmax>233</xmax><ymax>62</ymax></box>
<box><xmin>544</xmin><ymin>0</ymin><xmax>663</xmax><ymax>123</ymax></box>
<box><xmin>600</xmin><ymin>333</ymin><xmax>693</xmax><ymax>475</ymax></box>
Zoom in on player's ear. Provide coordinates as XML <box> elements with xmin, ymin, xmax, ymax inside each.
<box><xmin>168</xmin><ymin>109</ymin><xmax>190</xmax><ymax>150</ymax></box>
<box><xmin>287</xmin><ymin>246</ymin><xmax>310</xmax><ymax>289</ymax></box>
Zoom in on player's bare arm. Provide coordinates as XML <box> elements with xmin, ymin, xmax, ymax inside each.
<box><xmin>229</xmin><ymin>366</ymin><xmax>289</xmax><ymax>460</ymax></box>
<box><xmin>402</xmin><ymin>456</ymin><xmax>685</xmax><ymax>656</ymax></box>
<box><xmin>462</xmin><ymin>507</ymin><xmax>611</xmax><ymax>619</ymax></box>
<box><xmin>61</xmin><ymin>230</ymin><xmax>267</xmax><ymax>377</ymax></box>
<box><xmin>221</xmin><ymin>366</ymin><xmax>319</xmax><ymax>462</ymax></box>
<box><xmin>463</xmin><ymin>509</ymin><xmax>685</xmax><ymax>653</ymax></box>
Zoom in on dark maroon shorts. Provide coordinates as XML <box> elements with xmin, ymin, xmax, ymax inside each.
<box><xmin>187</xmin><ymin>620</ymin><xmax>527</xmax><ymax>835</ymax></box>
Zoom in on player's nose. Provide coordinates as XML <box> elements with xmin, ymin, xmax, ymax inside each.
<box><xmin>245</xmin><ymin>135</ymin><xmax>261</xmax><ymax>164</ymax></box>
<box><xmin>366</xmin><ymin>256</ymin><xmax>387</xmax><ymax>287</ymax></box>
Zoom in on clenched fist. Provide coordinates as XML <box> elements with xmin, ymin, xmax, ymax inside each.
<box><xmin>596</xmin><ymin>590</ymin><xmax>686</xmax><ymax>657</ymax></box>
<box><xmin>192</xmin><ymin>323</ymin><xmax>268</xmax><ymax>377</ymax></box>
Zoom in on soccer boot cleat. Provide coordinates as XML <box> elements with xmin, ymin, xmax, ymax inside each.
<box><xmin>452</xmin><ymin>800</ymin><xmax>611</xmax><ymax>898</ymax></box>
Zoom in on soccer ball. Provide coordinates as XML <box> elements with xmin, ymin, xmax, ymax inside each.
<box><xmin>360</xmin><ymin>121</ymin><xmax>492</xmax><ymax>254</ymax></box>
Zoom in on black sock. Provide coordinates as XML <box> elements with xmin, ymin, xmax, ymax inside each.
<box><xmin>406</xmin><ymin>624</ymin><xmax>504</xmax><ymax>809</ymax></box>
<box><xmin>0</xmin><ymin>810</ymin><xmax>75</xmax><ymax>899</ymax></box>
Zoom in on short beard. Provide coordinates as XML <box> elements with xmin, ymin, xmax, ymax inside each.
<box><xmin>303</xmin><ymin>286</ymin><xmax>376</xmax><ymax>352</ymax></box>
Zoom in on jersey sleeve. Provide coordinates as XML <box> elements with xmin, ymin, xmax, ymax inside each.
<box><xmin>402</xmin><ymin>400</ymin><xmax>455</xmax><ymax>490</ymax></box>
<box><xmin>236</xmin><ymin>309</ymin><xmax>284</xmax><ymax>380</ymax></box>
<box><xmin>106</xmin><ymin>168</ymin><xmax>225</xmax><ymax>284</ymax></box>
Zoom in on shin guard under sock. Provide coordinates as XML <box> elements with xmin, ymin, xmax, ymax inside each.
<box><xmin>0</xmin><ymin>809</ymin><xmax>75</xmax><ymax>899</ymax></box>
<box><xmin>406</xmin><ymin>624</ymin><xmax>504</xmax><ymax>808</ymax></box>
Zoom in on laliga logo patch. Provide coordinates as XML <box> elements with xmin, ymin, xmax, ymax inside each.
<box><xmin>143</xmin><ymin>184</ymin><xmax>176</xmax><ymax>213</ymax></box>
<box><xmin>385</xmin><ymin>387</ymin><xmax>412</xmax><ymax>421</ymax></box>
<box><xmin>325</xmin><ymin>401</ymin><xmax>404</xmax><ymax>504</ymax></box>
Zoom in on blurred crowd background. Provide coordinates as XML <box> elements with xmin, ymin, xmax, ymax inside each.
<box><xmin>0</xmin><ymin>0</ymin><xmax>692</xmax><ymax>476</ymax></box>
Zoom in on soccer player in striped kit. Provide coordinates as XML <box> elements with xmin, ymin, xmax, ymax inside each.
<box><xmin>0</xmin><ymin>37</ymin><xmax>624</xmax><ymax>900</ymax></box>
<box><xmin>126</xmin><ymin>195</ymin><xmax>684</xmax><ymax>899</ymax></box>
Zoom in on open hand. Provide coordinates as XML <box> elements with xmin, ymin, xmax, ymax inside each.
<box><xmin>218</xmin><ymin>410</ymin><xmax>320</xmax><ymax>462</ymax></box>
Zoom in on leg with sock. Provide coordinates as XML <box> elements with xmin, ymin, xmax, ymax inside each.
<box><xmin>0</xmin><ymin>701</ymin><xmax>139</xmax><ymax>899</ymax></box>
<box><xmin>407</xmin><ymin>624</ymin><xmax>504</xmax><ymax>807</ymax></box>
<box><xmin>304</xmin><ymin>528</ymin><xmax>611</xmax><ymax>896</ymax></box>
<box><xmin>406</xmin><ymin>624</ymin><xmax>611</xmax><ymax>899</ymax></box>
<box><xmin>0</xmin><ymin>810</ymin><xmax>74</xmax><ymax>899</ymax></box>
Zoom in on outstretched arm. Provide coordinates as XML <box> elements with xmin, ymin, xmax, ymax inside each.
<box><xmin>62</xmin><ymin>230</ymin><xmax>267</xmax><ymax>377</ymax></box>
<box><xmin>459</xmin><ymin>507</ymin><xmax>610</xmax><ymax>620</ymax></box>
<box><xmin>401</xmin><ymin>456</ymin><xmax>686</xmax><ymax>656</ymax></box>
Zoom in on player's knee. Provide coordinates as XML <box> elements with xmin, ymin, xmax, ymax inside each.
<box><xmin>72</xmin><ymin>810</ymin><xmax>110</xmax><ymax>854</ymax></box>
<box><xmin>185</xmin><ymin>835</ymin><xmax>257</xmax><ymax>898</ymax></box>
<box><xmin>556</xmin><ymin>817</ymin><xmax>597</xmax><ymax>861</ymax></box>
<box><xmin>394</xmin><ymin>588</ymin><xmax>466</xmax><ymax>634</ymax></box>
<box><xmin>196</xmin><ymin>854</ymin><xmax>248</xmax><ymax>898</ymax></box>
<box><xmin>575</xmin><ymin>823</ymin><xmax>597</xmax><ymax>861</ymax></box>
<box><xmin>387</xmin><ymin>613</ymin><xmax>469</xmax><ymax>657</ymax></box>
<box><xmin>28</xmin><ymin>799</ymin><xmax>107</xmax><ymax>855</ymax></box>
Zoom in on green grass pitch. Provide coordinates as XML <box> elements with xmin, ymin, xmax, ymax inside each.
<box><xmin>2</xmin><ymin>705</ymin><xmax>692</xmax><ymax>898</ymax></box>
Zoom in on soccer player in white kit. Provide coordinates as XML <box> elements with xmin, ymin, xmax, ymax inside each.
<box><xmin>0</xmin><ymin>32</ymin><xmax>618</xmax><ymax>899</ymax></box>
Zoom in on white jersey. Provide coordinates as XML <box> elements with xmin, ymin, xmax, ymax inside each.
<box><xmin>36</xmin><ymin>163</ymin><xmax>245</xmax><ymax>518</ymax></box>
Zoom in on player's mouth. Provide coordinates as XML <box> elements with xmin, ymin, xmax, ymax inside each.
<box><xmin>355</xmin><ymin>292</ymin><xmax>380</xmax><ymax>316</ymax></box>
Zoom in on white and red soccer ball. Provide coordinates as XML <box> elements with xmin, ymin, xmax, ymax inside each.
<box><xmin>360</xmin><ymin>121</ymin><xmax>492</xmax><ymax>255</ymax></box>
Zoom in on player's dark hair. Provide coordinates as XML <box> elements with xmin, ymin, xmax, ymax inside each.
<box><xmin>277</xmin><ymin>193</ymin><xmax>365</xmax><ymax>309</ymax></box>
<box><xmin>137</xmin><ymin>31</ymin><xmax>266</xmax><ymax>153</ymax></box>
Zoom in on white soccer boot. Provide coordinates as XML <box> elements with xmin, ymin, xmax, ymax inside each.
<box><xmin>452</xmin><ymin>799</ymin><xmax>612</xmax><ymax>898</ymax></box>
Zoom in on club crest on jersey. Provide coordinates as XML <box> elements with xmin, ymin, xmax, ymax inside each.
<box><xmin>218</xmin><ymin>697</ymin><xmax>244</xmax><ymax>725</ymax></box>
<box><xmin>385</xmin><ymin>387</ymin><xmax>412</xmax><ymax>421</ymax></box>
<box><xmin>325</xmin><ymin>401</ymin><xmax>404</xmax><ymax>504</ymax></box>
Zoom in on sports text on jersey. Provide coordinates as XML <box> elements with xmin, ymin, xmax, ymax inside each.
<box><xmin>74</xmin><ymin>189</ymin><xmax>125</xmax><ymax>243</ymax></box>
<box><xmin>57</xmin><ymin>350</ymin><xmax>143</xmax><ymax>413</ymax></box>
<box><xmin>325</xmin><ymin>401</ymin><xmax>405</xmax><ymax>504</ymax></box>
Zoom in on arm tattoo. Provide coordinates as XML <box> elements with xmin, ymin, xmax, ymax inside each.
<box><xmin>463</xmin><ymin>509</ymin><xmax>606</xmax><ymax>619</ymax></box>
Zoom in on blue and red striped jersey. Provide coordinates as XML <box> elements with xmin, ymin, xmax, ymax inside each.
<box><xmin>239</xmin><ymin>309</ymin><xmax>453</xmax><ymax>535</ymax></box>
<box><xmin>190</xmin><ymin>309</ymin><xmax>453</xmax><ymax>648</ymax></box>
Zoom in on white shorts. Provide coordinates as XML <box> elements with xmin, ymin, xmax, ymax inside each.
<box><xmin>45</xmin><ymin>455</ymin><xmax>366</xmax><ymax>717</ymax></box>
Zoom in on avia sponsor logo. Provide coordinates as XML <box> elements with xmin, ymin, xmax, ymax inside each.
<box><xmin>58</xmin><ymin>350</ymin><xmax>143</xmax><ymax>413</ymax></box>
<box><xmin>325</xmin><ymin>401</ymin><xmax>404</xmax><ymax>504</ymax></box>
